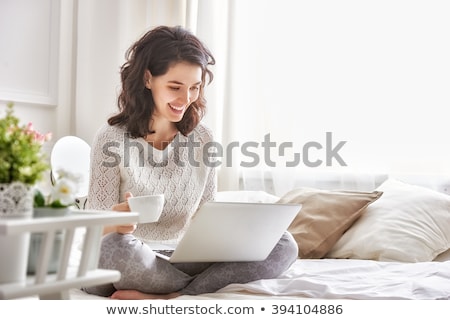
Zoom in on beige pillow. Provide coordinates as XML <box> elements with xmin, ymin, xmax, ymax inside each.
<box><xmin>277</xmin><ymin>188</ymin><xmax>383</xmax><ymax>259</ymax></box>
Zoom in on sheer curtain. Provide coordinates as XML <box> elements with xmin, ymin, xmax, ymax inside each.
<box><xmin>74</xmin><ymin>0</ymin><xmax>450</xmax><ymax>195</ymax></box>
<box><xmin>196</xmin><ymin>0</ymin><xmax>450</xmax><ymax>195</ymax></box>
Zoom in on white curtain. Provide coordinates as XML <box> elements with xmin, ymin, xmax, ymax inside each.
<box><xmin>72</xmin><ymin>0</ymin><xmax>450</xmax><ymax>196</ymax></box>
<box><xmin>197</xmin><ymin>0</ymin><xmax>450</xmax><ymax>195</ymax></box>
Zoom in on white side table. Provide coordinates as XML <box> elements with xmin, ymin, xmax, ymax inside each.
<box><xmin>0</xmin><ymin>209</ymin><xmax>138</xmax><ymax>299</ymax></box>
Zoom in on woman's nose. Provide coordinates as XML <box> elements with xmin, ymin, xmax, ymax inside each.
<box><xmin>177</xmin><ymin>90</ymin><xmax>191</xmax><ymax>104</ymax></box>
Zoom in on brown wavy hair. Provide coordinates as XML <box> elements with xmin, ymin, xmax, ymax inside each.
<box><xmin>108</xmin><ymin>25</ymin><xmax>215</xmax><ymax>137</ymax></box>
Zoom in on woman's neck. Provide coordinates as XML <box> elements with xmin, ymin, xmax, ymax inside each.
<box><xmin>145</xmin><ymin>119</ymin><xmax>178</xmax><ymax>150</ymax></box>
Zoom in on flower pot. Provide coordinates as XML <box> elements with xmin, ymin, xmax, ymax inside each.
<box><xmin>27</xmin><ymin>207</ymin><xmax>71</xmax><ymax>274</ymax></box>
<box><xmin>0</xmin><ymin>182</ymin><xmax>34</xmax><ymax>284</ymax></box>
<box><xmin>0</xmin><ymin>182</ymin><xmax>34</xmax><ymax>218</ymax></box>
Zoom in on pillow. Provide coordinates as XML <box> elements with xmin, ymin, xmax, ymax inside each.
<box><xmin>434</xmin><ymin>248</ymin><xmax>450</xmax><ymax>262</ymax></box>
<box><xmin>276</xmin><ymin>188</ymin><xmax>383</xmax><ymax>259</ymax></box>
<box><xmin>327</xmin><ymin>178</ymin><xmax>450</xmax><ymax>262</ymax></box>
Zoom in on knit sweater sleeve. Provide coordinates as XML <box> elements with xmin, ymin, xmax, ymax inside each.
<box><xmin>86</xmin><ymin>124</ymin><xmax>121</xmax><ymax>210</ymax></box>
<box><xmin>199</xmin><ymin>140</ymin><xmax>217</xmax><ymax>207</ymax></box>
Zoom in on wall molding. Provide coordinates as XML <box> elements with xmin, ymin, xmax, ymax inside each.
<box><xmin>0</xmin><ymin>0</ymin><xmax>60</xmax><ymax>107</ymax></box>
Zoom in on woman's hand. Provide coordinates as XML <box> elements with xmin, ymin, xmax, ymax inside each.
<box><xmin>112</xmin><ymin>191</ymin><xmax>133</xmax><ymax>212</ymax></box>
<box><xmin>104</xmin><ymin>192</ymin><xmax>137</xmax><ymax>235</ymax></box>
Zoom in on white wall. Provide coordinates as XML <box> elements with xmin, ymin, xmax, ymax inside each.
<box><xmin>0</xmin><ymin>0</ymin><xmax>154</xmax><ymax>149</ymax></box>
<box><xmin>0</xmin><ymin>0</ymin><xmax>61</xmax><ymax>153</ymax></box>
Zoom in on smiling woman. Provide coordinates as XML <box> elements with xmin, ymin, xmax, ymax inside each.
<box><xmin>84</xmin><ymin>25</ymin><xmax>298</xmax><ymax>300</ymax></box>
<box><xmin>1</xmin><ymin>1</ymin><xmax>450</xmax><ymax>307</ymax></box>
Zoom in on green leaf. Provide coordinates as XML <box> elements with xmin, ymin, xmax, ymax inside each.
<box><xmin>34</xmin><ymin>189</ymin><xmax>46</xmax><ymax>207</ymax></box>
<box><xmin>50</xmin><ymin>199</ymin><xmax>67</xmax><ymax>208</ymax></box>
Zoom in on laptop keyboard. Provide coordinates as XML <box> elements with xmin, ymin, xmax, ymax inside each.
<box><xmin>155</xmin><ymin>250</ymin><xmax>174</xmax><ymax>258</ymax></box>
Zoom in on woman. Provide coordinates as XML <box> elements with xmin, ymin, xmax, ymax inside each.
<box><xmin>84</xmin><ymin>25</ymin><xmax>298</xmax><ymax>299</ymax></box>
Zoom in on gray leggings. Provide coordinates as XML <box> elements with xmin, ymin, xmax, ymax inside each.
<box><xmin>83</xmin><ymin>231</ymin><xmax>298</xmax><ymax>296</ymax></box>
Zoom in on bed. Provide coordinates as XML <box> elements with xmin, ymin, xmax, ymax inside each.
<box><xmin>10</xmin><ymin>176</ymin><xmax>450</xmax><ymax>300</ymax></box>
<box><xmin>180</xmin><ymin>178</ymin><xmax>450</xmax><ymax>300</ymax></box>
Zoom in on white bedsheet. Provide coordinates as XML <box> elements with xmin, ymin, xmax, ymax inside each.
<box><xmin>176</xmin><ymin>259</ymin><xmax>450</xmax><ymax>300</ymax></box>
<box><xmin>69</xmin><ymin>258</ymin><xmax>450</xmax><ymax>300</ymax></box>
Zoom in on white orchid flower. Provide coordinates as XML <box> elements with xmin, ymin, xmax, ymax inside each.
<box><xmin>51</xmin><ymin>177</ymin><xmax>77</xmax><ymax>206</ymax></box>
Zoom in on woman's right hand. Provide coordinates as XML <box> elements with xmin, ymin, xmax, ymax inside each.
<box><xmin>104</xmin><ymin>192</ymin><xmax>137</xmax><ymax>235</ymax></box>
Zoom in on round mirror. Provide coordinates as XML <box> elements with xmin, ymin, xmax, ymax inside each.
<box><xmin>50</xmin><ymin>136</ymin><xmax>91</xmax><ymax>198</ymax></box>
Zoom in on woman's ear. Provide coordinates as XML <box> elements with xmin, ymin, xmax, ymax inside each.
<box><xmin>145</xmin><ymin>70</ymin><xmax>152</xmax><ymax>89</ymax></box>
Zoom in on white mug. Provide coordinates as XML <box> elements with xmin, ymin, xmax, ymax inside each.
<box><xmin>128</xmin><ymin>194</ymin><xmax>165</xmax><ymax>223</ymax></box>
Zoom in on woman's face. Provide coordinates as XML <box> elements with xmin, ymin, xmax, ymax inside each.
<box><xmin>147</xmin><ymin>61</ymin><xmax>202</xmax><ymax>124</ymax></box>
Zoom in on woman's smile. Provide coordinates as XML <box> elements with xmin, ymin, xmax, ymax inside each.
<box><xmin>168</xmin><ymin>104</ymin><xmax>186</xmax><ymax>115</ymax></box>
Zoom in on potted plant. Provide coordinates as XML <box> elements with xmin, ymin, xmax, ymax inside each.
<box><xmin>0</xmin><ymin>101</ymin><xmax>51</xmax><ymax>284</ymax></box>
<box><xmin>0</xmin><ymin>102</ymin><xmax>51</xmax><ymax>213</ymax></box>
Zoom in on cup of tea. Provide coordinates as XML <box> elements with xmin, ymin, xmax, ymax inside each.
<box><xmin>128</xmin><ymin>194</ymin><xmax>165</xmax><ymax>223</ymax></box>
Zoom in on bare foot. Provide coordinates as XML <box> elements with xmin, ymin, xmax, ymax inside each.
<box><xmin>110</xmin><ymin>290</ymin><xmax>180</xmax><ymax>300</ymax></box>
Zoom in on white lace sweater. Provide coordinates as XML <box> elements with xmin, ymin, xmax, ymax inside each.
<box><xmin>87</xmin><ymin>122</ymin><xmax>217</xmax><ymax>242</ymax></box>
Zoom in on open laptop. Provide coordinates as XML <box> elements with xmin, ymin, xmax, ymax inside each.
<box><xmin>149</xmin><ymin>201</ymin><xmax>301</xmax><ymax>263</ymax></box>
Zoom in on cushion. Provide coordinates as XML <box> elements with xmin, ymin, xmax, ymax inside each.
<box><xmin>277</xmin><ymin>188</ymin><xmax>383</xmax><ymax>259</ymax></box>
<box><xmin>327</xmin><ymin>178</ymin><xmax>450</xmax><ymax>262</ymax></box>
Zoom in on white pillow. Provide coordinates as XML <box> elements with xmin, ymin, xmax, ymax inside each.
<box><xmin>327</xmin><ymin>178</ymin><xmax>450</xmax><ymax>262</ymax></box>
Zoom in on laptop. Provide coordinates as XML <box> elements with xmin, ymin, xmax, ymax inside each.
<box><xmin>149</xmin><ymin>201</ymin><xmax>301</xmax><ymax>263</ymax></box>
